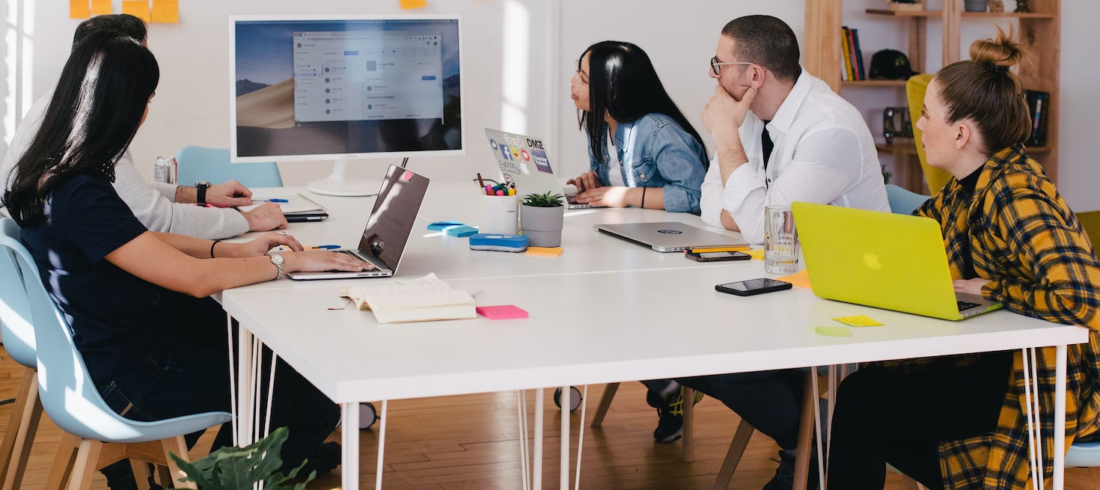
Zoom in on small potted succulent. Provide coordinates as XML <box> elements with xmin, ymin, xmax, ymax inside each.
<box><xmin>521</xmin><ymin>192</ymin><xmax>565</xmax><ymax>248</ymax></box>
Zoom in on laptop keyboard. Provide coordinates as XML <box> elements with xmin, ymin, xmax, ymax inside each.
<box><xmin>337</xmin><ymin>249</ymin><xmax>367</xmax><ymax>262</ymax></box>
<box><xmin>957</xmin><ymin>300</ymin><xmax>982</xmax><ymax>312</ymax></box>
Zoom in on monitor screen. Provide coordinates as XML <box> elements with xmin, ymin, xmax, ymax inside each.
<box><xmin>231</xmin><ymin>17</ymin><xmax>463</xmax><ymax>162</ymax></box>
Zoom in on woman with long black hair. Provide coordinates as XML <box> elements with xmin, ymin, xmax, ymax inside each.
<box><xmin>2</xmin><ymin>32</ymin><xmax>366</xmax><ymax>488</ymax></box>
<box><xmin>567</xmin><ymin>41</ymin><xmax>708</xmax><ymax>213</ymax></box>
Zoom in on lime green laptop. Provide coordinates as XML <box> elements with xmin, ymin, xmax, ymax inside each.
<box><xmin>792</xmin><ymin>202</ymin><xmax>1002</xmax><ymax>321</ymax></box>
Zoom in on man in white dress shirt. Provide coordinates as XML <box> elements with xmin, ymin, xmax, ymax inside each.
<box><xmin>685</xmin><ymin>15</ymin><xmax>889</xmax><ymax>490</ymax></box>
<box><xmin>699</xmin><ymin>16</ymin><xmax>889</xmax><ymax>243</ymax></box>
<box><xmin>1</xmin><ymin>14</ymin><xmax>286</xmax><ymax>239</ymax></box>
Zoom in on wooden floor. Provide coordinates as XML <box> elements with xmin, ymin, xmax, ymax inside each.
<box><xmin>2</xmin><ymin>348</ymin><xmax>1098</xmax><ymax>489</ymax></box>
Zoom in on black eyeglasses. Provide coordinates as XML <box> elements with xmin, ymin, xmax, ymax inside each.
<box><xmin>711</xmin><ymin>56</ymin><xmax>754</xmax><ymax>75</ymax></box>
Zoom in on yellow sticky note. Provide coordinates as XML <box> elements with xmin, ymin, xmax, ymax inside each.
<box><xmin>777</xmin><ymin>269</ymin><xmax>812</xmax><ymax>289</ymax></box>
<box><xmin>526</xmin><ymin>247</ymin><xmax>563</xmax><ymax>257</ymax></box>
<box><xmin>70</xmin><ymin>0</ymin><xmax>92</xmax><ymax>19</ymax></box>
<box><xmin>151</xmin><ymin>0</ymin><xmax>179</xmax><ymax>23</ymax></box>
<box><xmin>90</xmin><ymin>0</ymin><xmax>112</xmax><ymax>16</ymax></box>
<box><xmin>815</xmin><ymin>326</ymin><xmax>852</xmax><ymax>337</ymax></box>
<box><xmin>122</xmin><ymin>0</ymin><xmax>151</xmax><ymax>22</ymax></box>
<box><xmin>832</xmin><ymin>315</ymin><xmax>884</xmax><ymax>327</ymax></box>
<box><xmin>747</xmin><ymin>249</ymin><xmax>766</xmax><ymax>260</ymax></box>
<box><xmin>400</xmin><ymin>0</ymin><xmax>428</xmax><ymax>9</ymax></box>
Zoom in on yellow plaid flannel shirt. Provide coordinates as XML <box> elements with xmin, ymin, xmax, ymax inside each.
<box><xmin>893</xmin><ymin>145</ymin><xmax>1100</xmax><ymax>489</ymax></box>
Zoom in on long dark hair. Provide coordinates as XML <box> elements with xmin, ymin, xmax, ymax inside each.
<box><xmin>579</xmin><ymin>41</ymin><xmax>707</xmax><ymax>168</ymax></box>
<box><xmin>2</xmin><ymin>32</ymin><xmax>159</xmax><ymax>227</ymax></box>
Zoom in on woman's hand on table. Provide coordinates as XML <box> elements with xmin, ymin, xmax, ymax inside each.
<box><xmin>953</xmin><ymin>278</ymin><xmax>991</xmax><ymax>296</ymax></box>
<box><xmin>221</xmin><ymin>232</ymin><xmax>303</xmax><ymax>258</ymax></box>
<box><xmin>283</xmin><ymin>251</ymin><xmax>374</xmax><ymax>273</ymax></box>
<box><xmin>574</xmin><ymin>186</ymin><xmax>631</xmax><ymax>208</ymax></box>
<box><xmin>566</xmin><ymin>171</ymin><xmax>602</xmax><ymax>193</ymax></box>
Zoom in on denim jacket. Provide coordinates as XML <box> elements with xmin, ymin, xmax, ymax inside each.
<box><xmin>588</xmin><ymin>113</ymin><xmax>708</xmax><ymax>214</ymax></box>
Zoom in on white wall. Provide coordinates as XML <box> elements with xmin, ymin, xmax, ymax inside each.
<box><xmin>24</xmin><ymin>0</ymin><xmax>553</xmax><ymax>186</ymax></box>
<box><xmin>5</xmin><ymin>0</ymin><xmax>1098</xmax><ymax>210</ymax></box>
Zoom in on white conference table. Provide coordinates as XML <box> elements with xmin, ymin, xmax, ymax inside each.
<box><xmin>221</xmin><ymin>183</ymin><xmax>1089</xmax><ymax>490</ymax></box>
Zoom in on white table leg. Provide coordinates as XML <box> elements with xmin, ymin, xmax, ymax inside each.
<box><xmin>342</xmin><ymin>402</ymin><xmax>360</xmax><ymax>490</ymax></box>
<box><xmin>534</xmin><ymin>389</ymin><xmax>543</xmax><ymax>490</ymax></box>
<box><xmin>560</xmin><ymin>386</ymin><xmax>570</xmax><ymax>490</ymax></box>
<box><xmin>227</xmin><ymin>314</ymin><xmax>238</xmax><ymax>447</ymax></box>
<box><xmin>516</xmin><ymin>390</ymin><xmax>529</xmax><ymax>490</ymax></box>
<box><xmin>811</xmin><ymin>369</ymin><xmax>826</xmax><ymax>490</ymax></box>
<box><xmin>237</xmin><ymin>328</ymin><xmax>253</xmax><ymax>446</ymax></box>
<box><xmin>1053</xmin><ymin>344</ymin><xmax>1067</xmax><ymax>490</ymax></box>
<box><xmin>376</xmin><ymin>400</ymin><xmax>388</xmax><ymax>490</ymax></box>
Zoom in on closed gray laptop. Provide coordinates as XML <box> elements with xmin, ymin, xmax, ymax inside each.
<box><xmin>594</xmin><ymin>222</ymin><xmax>749</xmax><ymax>253</ymax></box>
<box><xmin>288</xmin><ymin>165</ymin><xmax>430</xmax><ymax>280</ymax></box>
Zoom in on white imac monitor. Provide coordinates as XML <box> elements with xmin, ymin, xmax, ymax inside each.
<box><xmin>230</xmin><ymin>15</ymin><xmax>465</xmax><ymax>196</ymax></box>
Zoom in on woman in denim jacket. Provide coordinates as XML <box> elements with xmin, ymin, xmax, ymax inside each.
<box><xmin>567</xmin><ymin>41</ymin><xmax>708</xmax><ymax>214</ymax></box>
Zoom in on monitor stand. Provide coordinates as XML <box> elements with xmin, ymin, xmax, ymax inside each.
<box><xmin>307</xmin><ymin>160</ymin><xmax>383</xmax><ymax>197</ymax></box>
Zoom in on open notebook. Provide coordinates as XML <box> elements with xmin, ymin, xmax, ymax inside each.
<box><xmin>339</xmin><ymin>274</ymin><xmax>476</xmax><ymax>324</ymax></box>
<box><xmin>239</xmin><ymin>194</ymin><xmax>326</xmax><ymax>216</ymax></box>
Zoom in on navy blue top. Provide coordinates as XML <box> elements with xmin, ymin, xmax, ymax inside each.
<box><xmin>20</xmin><ymin>173</ymin><xmax>186</xmax><ymax>381</ymax></box>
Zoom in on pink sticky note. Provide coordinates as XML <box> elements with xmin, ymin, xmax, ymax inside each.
<box><xmin>476</xmin><ymin>305</ymin><xmax>528</xmax><ymax>320</ymax></box>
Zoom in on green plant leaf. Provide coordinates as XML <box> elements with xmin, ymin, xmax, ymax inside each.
<box><xmin>521</xmin><ymin>191</ymin><xmax>564</xmax><ymax>207</ymax></box>
<box><xmin>168</xmin><ymin>427</ymin><xmax>315</xmax><ymax>490</ymax></box>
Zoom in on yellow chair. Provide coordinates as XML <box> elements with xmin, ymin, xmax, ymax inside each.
<box><xmin>1078</xmin><ymin>211</ymin><xmax>1100</xmax><ymax>246</ymax></box>
<box><xmin>906</xmin><ymin>75</ymin><xmax>954</xmax><ymax>195</ymax></box>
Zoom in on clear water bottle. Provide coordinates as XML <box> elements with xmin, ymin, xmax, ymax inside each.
<box><xmin>153</xmin><ymin>157</ymin><xmax>168</xmax><ymax>184</ymax></box>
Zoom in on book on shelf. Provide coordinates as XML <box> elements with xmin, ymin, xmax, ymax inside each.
<box><xmin>339</xmin><ymin>273</ymin><xmax>477</xmax><ymax>324</ymax></box>
<box><xmin>1025</xmin><ymin>90</ymin><xmax>1050</xmax><ymax>147</ymax></box>
<box><xmin>851</xmin><ymin>29</ymin><xmax>866</xmax><ymax>80</ymax></box>
<box><xmin>841</xmin><ymin>27</ymin><xmax>854</xmax><ymax>81</ymax></box>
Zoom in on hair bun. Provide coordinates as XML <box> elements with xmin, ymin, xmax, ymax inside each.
<box><xmin>970</xmin><ymin>25</ymin><xmax>1029</xmax><ymax>70</ymax></box>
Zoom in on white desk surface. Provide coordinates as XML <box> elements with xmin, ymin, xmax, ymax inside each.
<box><xmin>225</xmin><ymin>185</ymin><xmax>751</xmax><ymax>295</ymax></box>
<box><xmin>222</xmin><ymin>262</ymin><xmax>1088</xmax><ymax>404</ymax></box>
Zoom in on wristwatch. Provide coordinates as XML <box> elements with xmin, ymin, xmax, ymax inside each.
<box><xmin>196</xmin><ymin>181</ymin><xmax>211</xmax><ymax>205</ymax></box>
<box><xmin>269</xmin><ymin>253</ymin><xmax>285</xmax><ymax>280</ymax></box>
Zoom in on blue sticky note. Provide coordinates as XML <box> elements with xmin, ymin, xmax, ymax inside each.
<box><xmin>446</xmin><ymin>225</ymin><xmax>478</xmax><ymax>237</ymax></box>
<box><xmin>428</xmin><ymin>221</ymin><xmax>464</xmax><ymax>231</ymax></box>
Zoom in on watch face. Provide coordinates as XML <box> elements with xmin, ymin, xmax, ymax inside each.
<box><xmin>271</xmin><ymin>254</ymin><xmax>284</xmax><ymax>265</ymax></box>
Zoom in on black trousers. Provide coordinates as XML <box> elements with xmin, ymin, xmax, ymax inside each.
<box><xmin>677</xmin><ymin>369</ymin><xmax>805</xmax><ymax>449</ymax></box>
<box><xmin>826</xmin><ymin>352</ymin><xmax>1014</xmax><ymax>490</ymax></box>
<box><xmin>95</xmin><ymin>297</ymin><xmax>340</xmax><ymax>485</ymax></box>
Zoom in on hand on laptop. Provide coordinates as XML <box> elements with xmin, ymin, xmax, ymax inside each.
<box><xmin>953</xmin><ymin>278</ymin><xmax>991</xmax><ymax>296</ymax></box>
<box><xmin>206</xmin><ymin>180</ymin><xmax>255</xmax><ymax>207</ymax></box>
<box><xmin>234</xmin><ymin>232</ymin><xmax>303</xmax><ymax>257</ymax></box>
<box><xmin>574</xmin><ymin>186</ymin><xmax>630</xmax><ymax>208</ymax></box>
<box><xmin>283</xmin><ymin>251</ymin><xmax>374</xmax><ymax>274</ymax></box>
<box><xmin>241</xmin><ymin>203</ymin><xmax>289</xmax><ymax>231</ymax></box>
<box><xmin>566</xmin><ymin>172</ymin><xmax>603</xmax><ymax>193</ymax></box>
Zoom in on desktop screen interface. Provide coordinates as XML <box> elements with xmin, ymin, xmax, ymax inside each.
<box><xmin>234</xmin><ymin>19</ymin><xmax>462</xmax><ymax>158</ymax></box>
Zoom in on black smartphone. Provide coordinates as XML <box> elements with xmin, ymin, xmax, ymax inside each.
<box><xmin>685</xmin><ymin>251</ymin><xmax>752</xmax><ymax>262</ymax></box>
<box><xmin>715</xmin><ymin>278</ymin><xmax>793</xmax><ymax>297</ymax></box>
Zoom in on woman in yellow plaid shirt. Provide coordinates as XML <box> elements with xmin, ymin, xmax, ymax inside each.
<box><xmin>826</xmin><ymin>28</ymin><xmax>1100</xmax><ymax>489</ymax></box>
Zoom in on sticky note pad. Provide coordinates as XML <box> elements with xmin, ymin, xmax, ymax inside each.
<box><xmin>70</xmin><ymin>0</ymin><xmax>92</xmax><ymax>18</ymax></box>
<box><xmin>151</xmin><ymin>0</ymin><xmax>179</xmax><ymax>23</ymax></box>
<box><xmin>91</xmin><ymin>0</ymin><xmax>113</xmax><ymax>16</ymax></box>
<box><xmin>777</xmin><ymin>269</ymin><xmax>811</xmax><ymax>289</ymax></box>
<box><xmin>526</xmin><ymin>247</ymin><xmax>563</xmax><ymax>257</ymax></box>
<box><xmin>832</xmin><ymin>315</ymin><xmax>884</xmax><ymax>327</ymax></box>
<box><xmin>400</xmin><ymin>0</ymin><xmax>428</xmax><ymax>9</ymax></box>
<box><xmin>122</xmin><ymin>1</ymin><xmax>151</xmax><ymax>22</ymax></box>
<box><xmin>747</xmin><ymin>249</ymin><xmax>766</xmax><ymax>261</ymax></box>
<box><xmin>815</xmin><ymin>326</ymin><xmax>852</xmax><ymax>338</ymax></box>
<box><xmin>445</xmin><ymin>225</ymin><xmax>478</xmax><ymax>237</ymax></box>
<box><xmin>476</xmin><ymin>305</ymin><xmax>528</xmax><ymax>320</ymax></box>
<box><xmin>427</xmin><ymin>221</ymin><xmax>464</xmax><ymax>231</ymax></box>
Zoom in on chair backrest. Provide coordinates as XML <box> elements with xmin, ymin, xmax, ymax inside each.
<box><xmin>176</xmin><ymin>146</ymin><xmax>283</xmax><ymax>188</ymax></box>
<box><xmin>886</xmin><ymin>184</ymin><xmax>930</xmax><ymax>216</ymax></box>
<box><xmin>906</xmin><ymin>75</ymin><xmax>954</xmax><ymax>195</ymax></box>
<box><xmin>0</xmin><ymin>218</ymin><xmax>37</xmax><ymax>368</ymax></box>
<box><xmin>1077</xmin><ymin>210</ymin><xmax>1100</xmax><ymax>247</ymax></box>
<box><xmin>9</xmin><ymin>234</ymin><xmax>163</xmax><ymax>441</ymax></box>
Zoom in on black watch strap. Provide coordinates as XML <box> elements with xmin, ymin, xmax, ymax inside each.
<box><xmin>196</xmin><ymin>182</ymin><xmax>210</xmax><ymax>205</ymax></box>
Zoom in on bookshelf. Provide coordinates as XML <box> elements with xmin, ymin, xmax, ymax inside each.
<box><xmin>805</xmin><ymin>0</ymin><xmax>1061</xmax><ymax>191</ymax></box>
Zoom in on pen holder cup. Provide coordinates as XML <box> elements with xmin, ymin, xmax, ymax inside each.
<box><xmin>479</xmin><ymin>194</ymin><xmax>519</xmax><ymax>235</ymax></box>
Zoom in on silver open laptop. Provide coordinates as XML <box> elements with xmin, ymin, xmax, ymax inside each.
<box><xmin>288</xmin><ymin>165</ymin><xmax>430</xmax><ymax>281</ymax></box>
<box><xmin>595</xmin><ymin>222</ymin><xmax>749</xmax><ymax>253</ymax></box>
<box><xmin>484</xmin><ymin>128</ymin><xmax>590</xmax><ymax>210</ymax></box>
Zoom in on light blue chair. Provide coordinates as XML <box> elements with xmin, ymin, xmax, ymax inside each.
<box><xmin>0</xmin><ymin>219</ymin><xmax>40</xmax><ymax>490</ymax></box>
<box><xmin>0</xmin><ymin>218</ymin><xmax>231</xmax><ymax>489</ymax></box>
<box><xmin>886</xmin><ymin>184</ymin><xmax>930</xmax><ymax>216</ymax></box>
<box><xmin>175</xmin><ymin>146</ymin><xmax>282</xmax><ymax>189</ymax></box>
